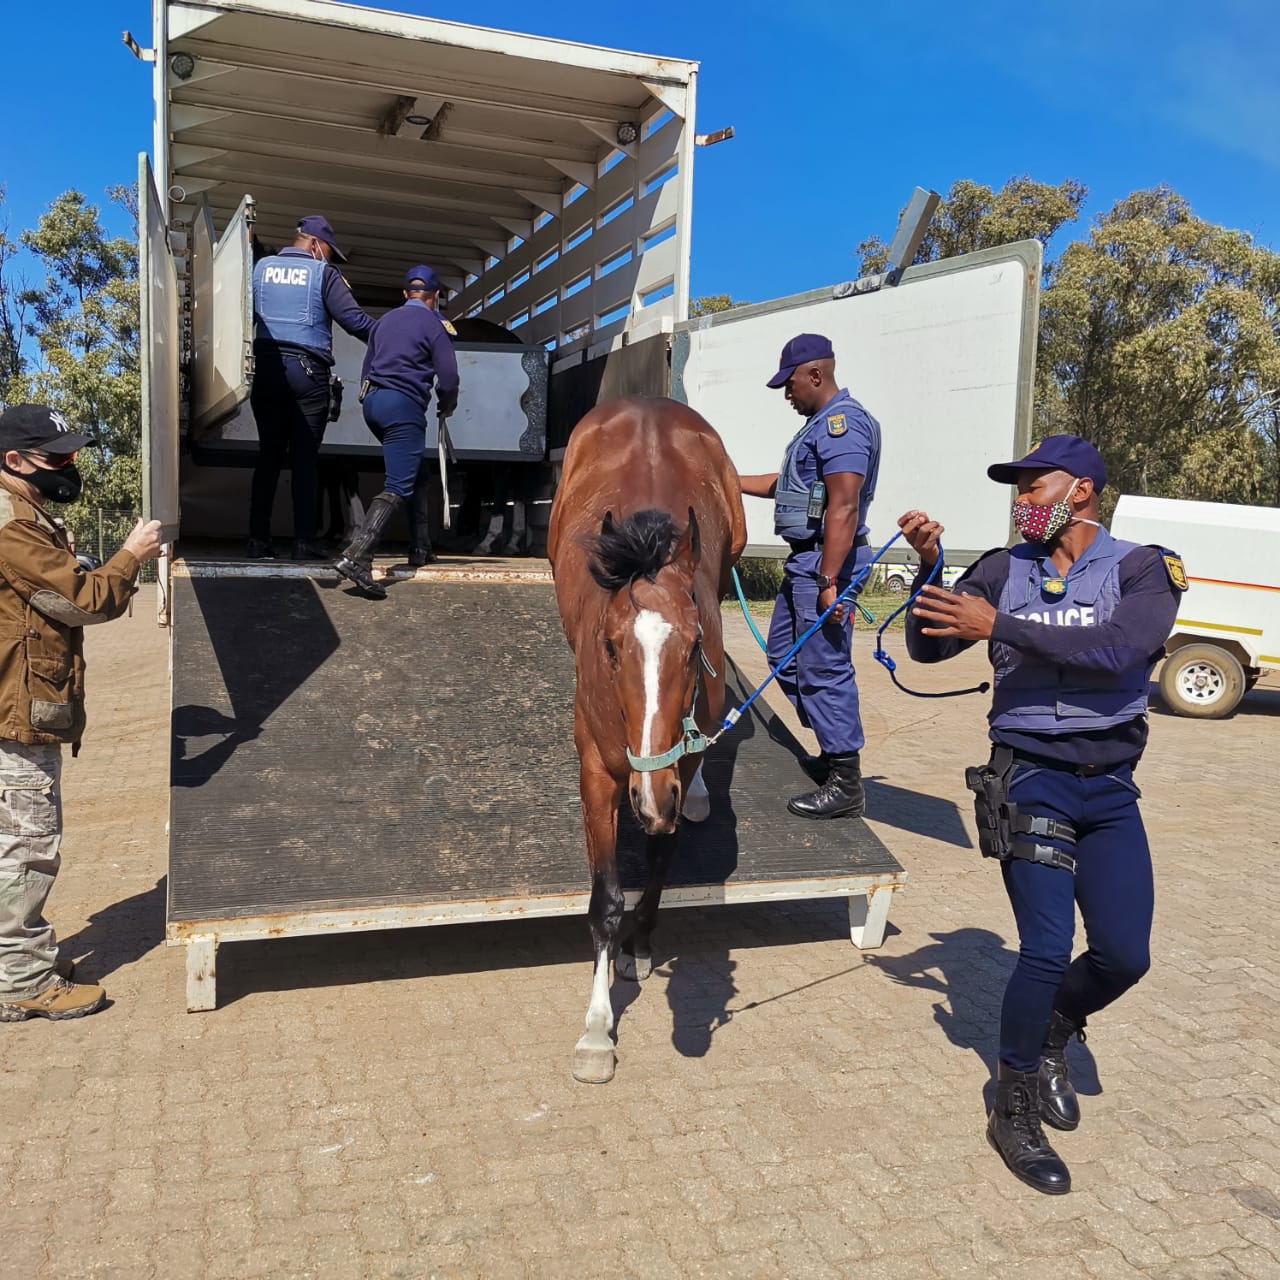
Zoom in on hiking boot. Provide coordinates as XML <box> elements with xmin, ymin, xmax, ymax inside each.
<box><xmin>292</xmin><ymin>538</ymin><xmax>332</xmax><ymax>561</ymax></box>
<box><xmin>244</xmin><ymin>537</ymin><xmax>276</xmax><ymax>560</ymax></box>
<box><xmin>987</xmin><ymin>1063</ymin><xmax>1071</xmax><ymax>1195</ymax></box>
<box><xmin>1039</xmin><ymin>1010</ymin><xmax>1085</xmax><ymax>1131</ymax></box>
<box><xmin>787</xmin><ymin>752</ymin><xmax>865</xmax><ymax>819</ymax></box>
<box><xmin>0</xmin><ymin>978</ymin><xmax>106</xmax><ymax>1023</ymax></box>
<box><xmin>333</xmin><ymin>557</ymin><xmax>387</xmax><ymax>600</ymax></box>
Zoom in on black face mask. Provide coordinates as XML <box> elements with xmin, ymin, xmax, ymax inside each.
<box><xmin>3</xmin><ymin>461</ymin><xmax>83</xmax><ymax>504</ymax></box>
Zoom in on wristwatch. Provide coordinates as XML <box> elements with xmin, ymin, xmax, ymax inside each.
<box><xmin>816</xmin><ymin>574</ymin><xmax>836</xmax><ymax>591</ymax></box>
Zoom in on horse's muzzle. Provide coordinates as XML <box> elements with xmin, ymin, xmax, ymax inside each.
<box><xmin>629</xmin><ymin>775</ymin><xmax>681</xmax><ymax>836</ymax></box>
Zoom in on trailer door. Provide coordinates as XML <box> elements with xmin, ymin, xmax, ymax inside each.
<box><xmin>190</xmin><ymin>195</ymin><xmax>253</xmax><ymax>433</ymax></box>
<box><xmin>672</xmin><ymin>242</ymin><xmax>1043</xmax><ymax>561</ymax></box>
<box><xmin>139</xmin><ymin>154</ymin><xmax>180</xmax><ymax>541</ymax></box>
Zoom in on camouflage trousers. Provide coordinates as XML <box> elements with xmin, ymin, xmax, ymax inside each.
<box><xmin>0</xmin><ymin>741</ymin><xmax>62</xmax><ymax>999</ymax></box>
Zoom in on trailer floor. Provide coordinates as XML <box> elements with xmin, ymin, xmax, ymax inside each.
<box><xmin>168</xmin><ymin>562</ymin><xmax>904</xmax><ymax>1008</ymax></box>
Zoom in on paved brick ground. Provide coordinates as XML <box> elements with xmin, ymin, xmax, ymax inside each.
<box><xmin>2</xmin><ymin>598</ymin><xmax>1278</xmax><ymax>1279</ymax></box>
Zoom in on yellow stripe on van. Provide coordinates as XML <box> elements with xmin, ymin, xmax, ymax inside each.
<box><xmin>1175</xmin><ymin>618</ymin><xmax>1264</xmax><ymax>637</ymax></box>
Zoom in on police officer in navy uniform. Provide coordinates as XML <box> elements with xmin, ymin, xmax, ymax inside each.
<box><xmin>739</xmin><ymin>334</ymin><xmax>882</xmax><ymax>819</ymax></box>
<box><xmin>248</xmin><ymin>214</ymin><xmax>375</xmax><ymax>560</ymax></box>
<box><xmin>334</xmin><ymin>265</ymin><xmax>460</xmax><ymax>600</ymax></box>
<box><xmin>898</xmin><ymin>435</ymin><xmax>1186</xmax><ymax>1195</ymax></box>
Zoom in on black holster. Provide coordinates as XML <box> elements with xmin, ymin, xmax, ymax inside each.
<box><xmin>964</xmin><ymin>746</ymin><xmax>1078</xmax><ymax>873</ymax></box>
<box><xmin>328</xmin><ymin>376</ymin><xmax>344</xmax><ymax>423</ymax></box>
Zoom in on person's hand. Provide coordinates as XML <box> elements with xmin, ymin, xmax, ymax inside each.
<box><xmin>911</xmin><ymin>585</ymin><xmax>997</xmax><ymax>640</ymax></box>
<box><xmin>898</xmin><ymin>510</ymin><xmax>945</xmax><ymax>568</ymax></box>
<box><xmin>122</xmin><ymin>518</ymin><xmax>165</xmax><ymax>563</ymax></box>
<box><xmin>817</xmin><ymin>585</ymin><xmax>846</xmax><ymax>625</ymax></box>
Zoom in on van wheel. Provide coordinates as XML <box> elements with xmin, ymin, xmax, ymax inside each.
<box><xmin>1159</xmin><ymin>644</ymin><xmax>1246</xmax><ymax>719</ymax></box>
<box><xmin>884</xmin><ymin>575</ymin><xmax>907</xmax><ymax>595</ymax></box>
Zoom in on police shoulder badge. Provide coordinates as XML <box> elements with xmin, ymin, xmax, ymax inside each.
<box><xmin>827</xmin><ymin>413</ymin><xmax>847</xmax><ymax>437</ymax></box>
<box><xmin>441</xmin><ymin>318</ymin><xmax>458</xmax><ymax>337</ymax></box>
<box><xmin>1162</xmin><ymin>553</ymin><xmax>1189</xmax><ymax>592</ymax></box>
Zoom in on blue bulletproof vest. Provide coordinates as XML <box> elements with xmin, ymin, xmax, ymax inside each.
<box><xmin>989</xmin><ymin>529</ymin><xmax>1153</xmax><ymax>734</ymax></box>
<box><xmin>253</xmin><ymin>251</ymin><xmax>331</xmax><ymax>357</ymax></box>
<box><xmin>773</xmin><ymin>392</ymin><xmax>877</xmax><ymax>541</ymax></box>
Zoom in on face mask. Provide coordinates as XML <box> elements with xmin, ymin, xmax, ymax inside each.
<box><xmin>1012</xmin><ymin>480</ymin><xmax>1078</xmax><ymax>543</ymax></box>
<box><xmin>4</xmin><ymin>460</ymin><xmax>83</xmax><ymax>504</ymax></box>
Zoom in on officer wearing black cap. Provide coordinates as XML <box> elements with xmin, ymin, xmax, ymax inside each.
<box><xmin>898</xmin><ymin>434</ymin><xmax>1186</xmax><ymax>1196</ymax></box>
<box><xmin>0</xmin><ymin>405</ymin><xmax>163</xmax><ymax>1022</ymax></box>
<box><xmin>333</xmin><ymin>265</ymin><xmax>460</xmax><ymax>599</ymax></box>
<box><xmin>738</xmin><ymin>334</ymin><xmax>882</xmax><ymax>819</ymax></box>
<box><xmin>248</xmin><ymin>214</ymin><xmax>375</xmax><ymax>561</ymax></box>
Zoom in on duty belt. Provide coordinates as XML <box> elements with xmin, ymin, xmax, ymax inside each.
<box><xmin>787</xmin><ymin>532</ymin><xmax>870</xmax><ymax>554</ymax></box>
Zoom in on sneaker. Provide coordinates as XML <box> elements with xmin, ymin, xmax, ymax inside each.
<box><xmin>0</xmin><ymin>978</ymin><xmax>106</xmax><ymax>1023</ymax></box>
<box><xmin>245</xmin><ymin>538</ymin><xmax>276</xmax><ymax>560</ymax></box>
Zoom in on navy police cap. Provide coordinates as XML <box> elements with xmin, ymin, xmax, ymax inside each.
<box><xmin>987</xmin><ymin>434</ymin><xmax>1108</xmax><ymax>491</ymax></box>
<box><xmin>297</xmin><ymin>214</ymin><xmax>348</xmax><ymax>263</ymax></box>
<box><xmin>767</xmin><ymin>333</ymin><xmax>835</xmax><ymax>389</ymax></box>
<box><xmin>404</xmin><ymin>264</ymin><xmax>445</xmax><ymax>294</ymax></box>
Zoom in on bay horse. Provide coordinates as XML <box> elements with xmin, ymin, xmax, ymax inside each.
<box><xmin>547</xmin><ymin>396</ymin><xmax>746</xmax><ymax>1084</ymax></box>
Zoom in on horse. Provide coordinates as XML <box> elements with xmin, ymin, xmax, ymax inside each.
<box><xmin>547</xmin><ymin>396</ymin><xmax>747</xmax><ymax>1083</ymax></box>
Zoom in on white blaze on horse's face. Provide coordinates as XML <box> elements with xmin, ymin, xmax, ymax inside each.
<box><xmin>634</xmin><ymin>608</ymin><xmax>674</xmax><ymax>823</ymax></box>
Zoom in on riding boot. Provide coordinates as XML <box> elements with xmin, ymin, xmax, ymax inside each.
<box><xmin>333</xmin><ymin>491</ymin><xmax>401</xmax><ymax>599</ymax></box>
<box><xmin>407</xmin><ymin>476</ymin><xmax>436</xmax><ymax>567</ymax></box>
<box><xmin>987</xmin><ymin>1063</ymin><xmax>1071</xmax><ymax>1195</ymax></box>
<box><xmin>1039</xmin><ymin>1010</ymin><xmax>1085</xmax><ymax>1131</ymax></box>
<box><xmin>787</xmin><ymin>752</ymin><xmax>865</xmax><ymax>819</ymax></box>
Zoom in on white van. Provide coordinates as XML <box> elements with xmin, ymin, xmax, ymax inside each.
<box><xmin>1111</xmin><ymin>494</ymin><xmax>1280</xmax><ymax>718</ymax></box>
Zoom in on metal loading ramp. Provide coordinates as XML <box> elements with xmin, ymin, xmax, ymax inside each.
<box><xmin>168</xmin><ymin>561</ymin><xmax>906</xmax><ymax>1009</ymax></box>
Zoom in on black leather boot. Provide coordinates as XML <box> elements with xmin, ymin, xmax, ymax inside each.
<box><xmin>800</xmin><ymin>752</ymin><xmax>830</xmax><ymax>783</ymax></box>
<box><xmin>1039</xmin><ymin>1010</ymin><xmax>1084</xmax><ymax>1131</ymax></box>
<box><xmin>787</xmin><ymin>752</ymin><xmax>865</xmax><ymax>819</ymax></box>
<box><xmin>334</xmin><ymin>491</ymin><xmax>401</xmax><ymax>600</ymax></box>
<box><xmin>407</xmin><ymin>474</ymin><xmax>436</xmax><ymax>567</ymax></box>
<box><xmin>987</xmin><ymin>1063</ymin><xmax>1071</xmax><ymax>1195</ymax></box>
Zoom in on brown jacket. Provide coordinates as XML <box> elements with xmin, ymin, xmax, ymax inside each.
<box><xmin>0</xmin><ymin>486</ymin><xmax>139</xmax><ymax>751</ymax></box>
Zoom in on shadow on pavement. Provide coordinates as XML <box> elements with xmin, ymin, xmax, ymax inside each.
<box><xmin>58</xmin><ymin>878</ymin><xmax>167</xmax><ymax>983</ymax></box>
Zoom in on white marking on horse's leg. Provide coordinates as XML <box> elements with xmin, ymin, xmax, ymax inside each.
<box><xmin>573</xmin><ymin>946</ymin><xmax>617</xmax><ymax>1084</ymax></box>
<box><xmin>633</xmin><ymin>609</ymin><xmax>673</xmax><ymax>818</ymax></box>
<box><xmin>682</xmin><ymin>762</ymin><xmax>710</xmax><ymax>822</ymax></box>
<box><xmin>584</xmin><ymin>946</ymin><xmax>614</xmax><ymax>1035</ymax></box>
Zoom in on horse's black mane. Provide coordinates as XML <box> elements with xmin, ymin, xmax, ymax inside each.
<box><xmin>586</xmin><ymin>509</ymin><xmax>682</xmax><ymax>592</ymax></box>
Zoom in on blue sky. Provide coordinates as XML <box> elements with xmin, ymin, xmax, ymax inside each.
<box><xmin>3</xmin><ymin>0</ymin><xmax>1278</xmax><ymax>304</ymax></box>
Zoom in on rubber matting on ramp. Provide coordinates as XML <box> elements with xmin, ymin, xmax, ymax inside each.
<box><xmin>169</xmin><ymin>572</ymin><xmax>899</xmax><ymax>924</ymax></box>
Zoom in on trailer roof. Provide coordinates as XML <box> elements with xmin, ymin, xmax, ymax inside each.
<box><xmin>161</xmin><ymin>0</ymin><xmax>697</xmax><ymax>297</ymax></box>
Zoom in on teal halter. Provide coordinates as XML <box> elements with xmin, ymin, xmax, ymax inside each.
<box><xmin>625</xmin><ymin>648</ymin><xmax>718</xmax><ymax>773</ymax></box>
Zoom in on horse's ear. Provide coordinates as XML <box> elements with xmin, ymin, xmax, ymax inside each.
<box><xmin>674</xmin><ymin>507</ymin><xmax>701</xmax><ymax>575</ymax></box>
<box><xmin>601</xmin><ymin>511</ymin><xmax>614</xmax><ymax>537</ymax></box>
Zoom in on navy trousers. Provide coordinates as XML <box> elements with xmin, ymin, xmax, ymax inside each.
<box><xmin>249</xmin><ymin>346</ymin><xmax>331</xmax><ymax>541</ymax></box>
<box><xmin>362</xmin><ymin>388</ymin><xmax>428</xmax><ymax>500</ymax></box>
<box><xmin>765</xmin><ymin>545</ymin><xmax>874</xmax><ymax>754</ymax></box>
<box><xmin>999</xmin><ymin>761</ymin><xmax>1154</xmax><ymax>1072</ymax></box>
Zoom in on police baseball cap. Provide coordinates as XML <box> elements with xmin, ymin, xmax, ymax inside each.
<box><xmin>404</xmin><ymin>264</ymin><xmax>445</xmax><ymax>294</ymax></box>
<box><xmin>767</xmin><ymin>333</ymin><xmax>835</xmax><ymax>388</ymax></box>
<box><xmin>0</xmin><ymin>404</ymin><xmax>96</xmax><ymax>455</ymax></box>
<box><xmin>987</xmin><ymin>434</ymin><xmax>1108</xmax><ymax>491</ymax></box>
<box><xmin>297</xmin><ymin>214</ymin><xmax>348</xmax><ymax>263</ymax></box>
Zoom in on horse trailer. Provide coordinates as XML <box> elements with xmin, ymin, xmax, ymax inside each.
<box><xmin>137</xmin><ymin>0</ymin><xmax>1042</xmax><ymax>1010</ymax></box>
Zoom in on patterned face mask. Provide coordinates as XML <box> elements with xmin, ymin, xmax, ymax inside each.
<box><xmin>1012</xmin><ymin>480</ymin><xmax>1078</xmax><ymax>543</ymax></box>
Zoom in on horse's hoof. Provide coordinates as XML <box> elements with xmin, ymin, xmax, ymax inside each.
<box><xmin>616</xmin><ymin>950</ymin><xmax>652</xmax><ymax>983</ymax></box>
<box><xmin>572</xmin><ymin>1034</ymin><xmax>616</xmax><ymax>1084</ymax></box>
<box><xmin>682</xmin><ymin>790</ymin><xmax>711</xmax><ymax>823</ymax></box>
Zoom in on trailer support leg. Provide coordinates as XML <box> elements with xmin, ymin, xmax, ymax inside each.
<box><xmin>848</xmin><ymin>886</ymin><xmax>892</xmax><ymax>949</ymax></box>
<box><xmin>186</xmin><ymin>937</ymin><xmax>218</xmax><ymax>1012</ymax></box>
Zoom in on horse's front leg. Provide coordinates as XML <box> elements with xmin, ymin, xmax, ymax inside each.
<box><xmin>574</xmin><ymin>755</ymin><xmax>624</xmax><ymax>1085</ymax></box>
<box><xmin>618</xmin><ymin>828</ymin><xmax>678</xmax><ymax>983</ymax></box>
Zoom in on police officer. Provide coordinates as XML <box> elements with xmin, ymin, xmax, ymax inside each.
<box><xmin>248</xmin><ymin>214</ymin><xmax>375</xmax><ymax>561</ymax></box>
<box><xmin>898</xmin><ymin>435</ymin><xmax>1186</xmax><ymax>1195</ymax></box>
<box><xmin>333</xmin><ymin>265</ymin><xmax>460</xmax><ymax>600</ymax></box>
<box><xmin>739</xmin><ymin>334</ymin><xmax>882</xmax><ymax>819</ymax></box>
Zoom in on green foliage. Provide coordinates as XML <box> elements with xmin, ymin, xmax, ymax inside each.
<box><xmin>857</xmin><ymin>176</ymin><xmax>1087</xmax><ymax>277</ymax></box>
<box><xmin>691</xmin><ymin>294</ymin><xmax>748</xmax><ymax>316</ymax></box>
<box><xmin>0</xmin><ymin>187</ymin><xmax>142</xmax><ymax>527</ymax></box>
<box><xmin>731</xmin><ymin>556</ymin><xmax>784</xmax><ymax>599</ymax></box>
